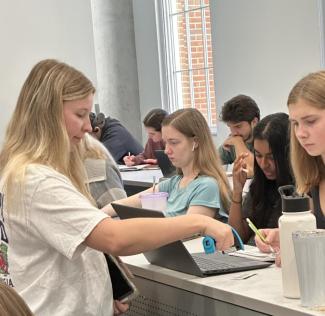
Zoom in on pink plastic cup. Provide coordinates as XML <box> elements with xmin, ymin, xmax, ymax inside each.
<box><xmin>139</xmin><ymin>192</ymin><xmax>168</xmax><ymax>211</ymax></box>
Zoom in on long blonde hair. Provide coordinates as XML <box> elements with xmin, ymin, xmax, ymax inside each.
<box><xmin>82</xmin><ymin>133</ymin><xmax>109</xmax><ymax>160</ymax></box>
<box><xmin>0</xmin><ymin>59</ymin><xmax>96</xmax><ymax>209</ymax></box>
<box><xmin>162</xmin><ymin>108</ymin><xmax>231</xmax><ymax>210</ymax></box>
<box><xmin>0</xmin><ymin>282</ymin><xmax>34</xmax><ymax>316</ymax></box>
<box><xmin>287</xmin><ymin>70</ymin><xmax>325</xmax><ymax>193</ymax></box>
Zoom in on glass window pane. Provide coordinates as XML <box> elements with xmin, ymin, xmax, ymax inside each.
<box><xmin>173</xmin><ymin>13</ymin><xmax>188</xmax><ymax>72</ymax></box>
<box><xmin>192</xmin><ymin>68</ymin><xmax>208</xmax><ymax>115</ymax></box>
<box><xmin>204</xmin><ymin>7</ymin><xmax>213</xmax><ymax>68</ymax></box>
<box><xmin>209</xmin><ymin>68</ymin><xmax>217</xmax><ymax>126</ymax></box>
<box><xmin>176</xmin><ymin>71</ymin><xmax>191</xmax><ymax>108</ymax></box>
<box><xmin>173</xmin><ymin>0</ymin><xmax>184</xmax><ymax>14</ymax></box>
<box><xmin>173</xmin><ymin>0</ymin><xmax>206</xmax><ymax>14</ymax></box>
<box><xmin>162</xmin><ymin>0</ymin><xmax>216</xmax><ymax>127</ymax></box>
<box><xmin>188</xmin><ymin>10</ymin><xmax>204</xmax><ymax>71</ymax></box>
<box><xmin>188</xmin><ymin>0</ymin><xmax>203</xmax><ymax>10</ymax></box>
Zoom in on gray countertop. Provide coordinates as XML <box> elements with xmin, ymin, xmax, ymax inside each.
<box><xmin>122</xmin><ymin>238</ymin><xmax>324</xmax><ymax>316</ymax></box>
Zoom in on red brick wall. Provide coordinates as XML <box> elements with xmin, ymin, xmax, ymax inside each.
<box><xmin>175</xmin><ymin>0</ymin><xmax>217</xmax><ymax>126</ymax></box>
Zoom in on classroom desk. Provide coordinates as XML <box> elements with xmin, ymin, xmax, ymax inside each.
<box><xmin>122</xmin><ymin>238</ymin><xmax>323</xmax><ymax>316</ymax></box>
<box><xmin>121</xmin><ymin>168</ymin><xmax>251</xmax><ymax>195</ymax></box>
<box><xmin>121</xmin><ymin>169</ymin><xmax>164</xmax><ymax>196</ymax></box>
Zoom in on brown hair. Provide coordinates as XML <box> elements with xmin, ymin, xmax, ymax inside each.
<box><xmin>162</xmin><ymin>108</ymin><xmax>231</xmax><ymax>210</ymax></box>
<box><xmin>143</xmin><ymin>108</ymin><xmax>168</xmax><ymax>131</ymax></box>
<box><xmin>287</xmin><ymin>70</ymin><xmax>325</xmax><ymax>193</ymax></box>
<box><xmin>220</xmin><ymin>94</ymin><xmax>260</xmax><ymax>123</ymax></box>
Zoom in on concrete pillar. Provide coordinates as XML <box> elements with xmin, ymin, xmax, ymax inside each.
<box><xmin>90</xmin><ymin>0</ymin><xmax>142</xmax><ymax>140</ymax></box>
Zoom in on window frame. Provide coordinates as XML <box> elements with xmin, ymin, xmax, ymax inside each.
<box><xmin>155</xmin><ymin>0</ymin><xmax>217</xmax><ymax>133</ymax></box>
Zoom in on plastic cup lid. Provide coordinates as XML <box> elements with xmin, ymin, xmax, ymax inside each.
<box><xmin>139</xmin><ymin>192</ymin><xmax>169</xmax><ymax>199</ymax></box>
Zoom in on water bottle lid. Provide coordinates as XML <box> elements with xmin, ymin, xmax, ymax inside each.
<box><xmin>278</xmin><ymin>185</ymin><xmax>309</xmax><ymax>213</ymax></box>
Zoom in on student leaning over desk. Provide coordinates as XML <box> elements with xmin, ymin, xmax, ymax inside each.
<box><xmin>0</xmin><ymin>59</ymin><xmax>234</xmax><ymax>316</ymax></box>
<box><xmin>228</xmin><ymin>113</ymin><xmax>293</xmax><ymax>243</ymax></box>
<box><xmin>105</xmin><ymin>108</ymin><xmax>231</xmax><ymax>222</ymax></box>
<box><xmin>123</xmin><ymin>108</ymin><xmax>168</xmax><ymax>166</ymax></box>
<box><xmin>218</xmin><ymin>94</ymin><xmax>260</xmax><ymax>177</ymax></box>
<box><xmin>256</xmin><ymin>70</ymin><xmax>325</xmax><ymax>256</ymax></box>
<box><xmin>89</xmin><ymin>111</ymin><xmax>144</xmax><ymax>164</ymax></box>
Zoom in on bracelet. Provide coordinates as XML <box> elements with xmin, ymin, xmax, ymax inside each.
<box><xmin>232</xmin><ymin>198</ymin><xmax>242</xmax><ymax>204</ymax></box>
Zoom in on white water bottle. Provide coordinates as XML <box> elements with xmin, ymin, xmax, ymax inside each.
<box><xmin>278</xmin><ymin>185</ymin><xmax>316</xmax><ymax>298</ymax></box>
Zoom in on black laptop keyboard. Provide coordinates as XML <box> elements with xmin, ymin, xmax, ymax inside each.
<box><xmin>192</xmin><ymin>252</ymin><xmax>257</xmax><ymax>272</ymax></box>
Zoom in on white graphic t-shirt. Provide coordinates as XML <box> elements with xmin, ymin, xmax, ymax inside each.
<box><xmin>0</xmin><ymin>192</ymin><xmax>12</xmax><ymax>286</ymax></box>
<box><xmin>0</xmin><ymin>164</ymin><xmax>113</xmax><ymax>316</ymax></box>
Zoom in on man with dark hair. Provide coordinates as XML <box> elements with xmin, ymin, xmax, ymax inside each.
<box><xmin>218</xmin><ymin>95</ymin><xmax>260</xmax><ymax>175</ymax></box>
<box><xmin>89</xmin><ymin>112</ymin><xmax>143</xmax><ymax>164</ymax></box>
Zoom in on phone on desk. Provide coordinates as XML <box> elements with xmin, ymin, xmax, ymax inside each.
<box><xmin>105</xmin><ymin>254</ymin><xmax>139</xmax><ymax>303</ymax></box>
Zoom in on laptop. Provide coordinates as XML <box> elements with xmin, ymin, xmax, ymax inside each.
<box><xmin>111</xmin><ymin>203</ymin><xmax>272</xmax><ymax>277</ymax></box>
<box><xmin>154</xmin><ymin>150</ymin><xmax>176</xmax><ymax>178</ymax></box>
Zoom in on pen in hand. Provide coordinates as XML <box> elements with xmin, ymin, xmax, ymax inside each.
<box><xmin>127</xmin><ymin>152</ymin><xmax>133</xmax><ymax>162</ymax></box>
<box><xmin>152</xmin><ymin>176</ymin><xmax>156</xmax><ymax>193</ymax></box>
<box><xmin>246</xmin><ymin>218</ymin><xmax>275</xmax><ymax>253</ymax></box>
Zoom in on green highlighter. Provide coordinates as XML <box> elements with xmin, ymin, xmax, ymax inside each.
<box><xmin>246</xmin><ymin>218</ymin><xmax>267</xmax><ymax>243</ymax></box>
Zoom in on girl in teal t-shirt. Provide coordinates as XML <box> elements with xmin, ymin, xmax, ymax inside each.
<box><xmin>106</xmin><ymin>108</ymin><xmax>231</xmax><ymax>221</ymax></box>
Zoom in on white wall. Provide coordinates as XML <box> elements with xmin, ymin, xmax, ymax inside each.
<box><xmin>133</xmin><ymin>0</ymin><xmax>324</xmax><ymax>145</ymax></box>
<box><xmin>1</xmin><ymin>1</ymin><xmax>324</xmax><ymax>147</ymax></box>
<box><xmin>210</xmin><ymin>0</ymin><xmax>323</xmax><ymax>144</ymax></box>
<box><xmin>0</xmin><ymin>0</ymin><xmax>97</xmax><ymax>144</ymax></box>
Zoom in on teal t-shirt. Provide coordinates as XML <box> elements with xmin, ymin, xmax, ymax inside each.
<box><xmin>158</xmin><ymin>175</ymin><xmax>228</xmax><ymax>219</ymax></box>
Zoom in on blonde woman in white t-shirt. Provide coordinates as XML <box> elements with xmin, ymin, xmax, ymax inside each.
<box><xmin>0</xmin><ymin>59</ymin><xmax>234</xmax><ymax>316</ymax></box>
